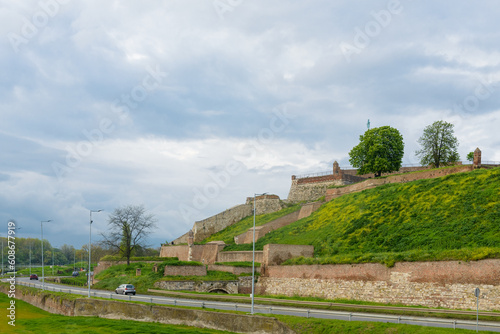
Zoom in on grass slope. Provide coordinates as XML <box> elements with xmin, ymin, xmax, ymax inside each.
<box><xmin>202</xmin><ymin>203</ymin><xmax>301</xmax><ymax>245</ymax></box>
<box><xmin>233</xmin><ymin>168</ymin><xmax>500</xmax><ymax>264</ymax></box>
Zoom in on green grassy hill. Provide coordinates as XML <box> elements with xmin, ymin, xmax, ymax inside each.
<box><xmin>207</xmin><ymin>167</ymin><xmax>500</xmax><ymax>265</ymax></box>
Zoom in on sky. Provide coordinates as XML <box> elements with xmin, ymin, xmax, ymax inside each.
<box><xmin>1</xmin><ymin>0</ymin><xmax>499</xmax><ymax>250</ymax></box>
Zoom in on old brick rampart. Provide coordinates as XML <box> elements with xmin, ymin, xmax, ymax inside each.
<box><xmin>217</xmin><ymin>251</ymin><xmax>263</xmax><ymax>263</ymax></box>
<box><xmin>259</xmin><ymin>259</ymin><xmax>500</xmax><ymax>311</ymax></box>
<box><xmin>159</xmin><ymin>246</ymin><xmax>190</xmax><ymax>261</ymax></box>
<box><xmin>164</xmin><ymin>265</ymin><xmax>207</xmax><ymax>276</ymax></box>
<box><xmin>262</xmin><ymin>244</ymin><xmax>314</xmax><ymax>267</ymax></box>
<box><xmin>325</xmin><ymin>165</ymin><xmax>472</xmax><ymax>201</ymax></box>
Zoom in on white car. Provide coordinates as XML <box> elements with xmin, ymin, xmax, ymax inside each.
<box><xmin>115</xmin><ymin>284</ymin><xmax>136</xmax><ymax>295</ymax></box>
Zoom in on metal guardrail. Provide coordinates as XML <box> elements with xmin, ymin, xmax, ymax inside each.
<box><xmin>16</xmin><ymin>281</ymin><xmax>500</xmax><ymax>331</ymax></box>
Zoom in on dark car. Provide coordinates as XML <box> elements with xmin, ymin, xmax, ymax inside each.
<box><xmin>30</xmin><ymin>274</ymin><xmax>38</xmax><ymax>280</ymax></box>
<box><xmin>72</xmin><ymin>271</ymin><xmax>79</xmax><ymax>277</ymax></box>
<box><xmin>115</xmin><ymin>284</ymin><xmax>136</xmax><ymax>295</ymax></box>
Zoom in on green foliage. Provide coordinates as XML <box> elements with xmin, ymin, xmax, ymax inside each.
<box><xmin>467</xmin><ymin>151</ymin><xmax>474</xmax><ymax>162</ymax></box>
<box><xmin>252</xmin><ymin>167</ymin><xmax>500</xmax><ymax>263</ymax></box>
<box><xmin>202</xmin><ymin>204</ymin><xmax>301</xmax><ymax>244</ymax></box>
<box><xmin>349</xmin><ymin>126</ymin><xmax>404</xmax><ymax>177</ymax></box>
<box><xmin>276</xmin><ymin>314</ymin><xmax>487</xmax><ymax>334</ymax></box>
<box><xmin>416</xmin><ymin>120</ymin><xmax>460</xmax><ymax>168</ymax></box>
<box><xmin>0</xmin><ymin>292</ymin><xmax>235</xmax><ymax>333</ymax></box>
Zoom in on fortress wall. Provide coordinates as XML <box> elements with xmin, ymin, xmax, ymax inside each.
<box><xmin>259</xmin><ymin>259</ymin><xmax>500</xmax><ymax>311</ymax></box>
<box><xmin>159</xmin><ymin>245</ymin><xmax>190</xmax><ymax>261</ymax></box>
<box><xmin>287</xmin><ymin>180</ymin><xmax>345</xmax><ymax>203</ymax></box>
<box><xmin>192</xmin><ymin>204</ymin><xmax>253</xmax><ymax>242</ymax></box>
<box><xmin>326</xmin><ymin>165</ymin><xmax>472</xmax><ymax>201</ymax></box>
<box><xmin>262</xmin><ymin>244</ymin><xmax>314</xmax><ymax>267</ymax></box>
<box><xmin>217</xmin><ymin>251</ymin><xmax>263</xmax><ymax>263</ymax></box>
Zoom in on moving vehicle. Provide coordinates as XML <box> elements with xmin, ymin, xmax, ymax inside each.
<box><xmin>115</xmin><ymin>284</ymin><xmax>136</xmax><ymax>295</ymax></box>
<box><xmin>30</xmin><ymin>274</ymin><xmax>38</xmax><ymax>280</ymax></box>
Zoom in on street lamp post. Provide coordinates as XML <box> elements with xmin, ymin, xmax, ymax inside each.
<box><xmin>41</xmin><ymin>220</ymin><xmax>52</xmax><ymax>290</ymax></box>
<box><xmin>251</xmin><ymin>192</ymin><xmax>267</xmax><ymax>315</ymax></box>
<box><xmin>88</xmin><ymin>210</ymin><xmax>102</xmax><ymax>297</ymax></box>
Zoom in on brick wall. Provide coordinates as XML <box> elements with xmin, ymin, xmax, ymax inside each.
<box><xmin>326</xmin><ymin>165</ymin><xmax>472</xmax><ymax>201</ymax></box>
<box><xmin>208</xmin><ymin>264</ymin><xmax>256</xmax><ymax>275</ymax></box>
<box><xmin>160</xmin><ymin>245</ymin><xmax>190</xmax><ymax>261</ymax></box>
<box><xmin>238</xmin><ymin>211</ymin><xmax>301</xmax><ymax>244</ymax></box>
<box><xmin>262</xmin><ymin>244</ymin><xmax>314</xmax><ymax>266</ymax></box>
<box><xmin>258</xmin><ymin>259</ymin><xmax>500</xmax><ymax>311</ymax></box>
<box><xmin>164</xmin><ymin>265</ymin><xmax>207</xmax><ymax>276</ymax></box>
<box><xmin>217</xmin><ymin>251</ymin><xmax>263</xmax><ymax>263</ymax></box>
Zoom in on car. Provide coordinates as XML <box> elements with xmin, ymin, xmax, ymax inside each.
<box><xmin>72</xmin><ymin>271</ymin><xmax>79</xmax><ymax>277</ymax></box>
<box><xmin>30</xmin><ymin>274</ymin><xmax>38</xmax><ymax>280</ymax></box>
<box><xmin>115</xmin><ymin>284</ymin><xmax>136</xmax><ymax>295</ymax></box>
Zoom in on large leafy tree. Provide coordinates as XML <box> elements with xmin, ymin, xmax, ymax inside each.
<box><xmin>349</xmin><ymin>126</ymin><xmax>404</xmax><ymax>177</ymax></box>
<box><xmin>416</xmin><ymin>121</ymin><xmax>459</xmax><ymax>168</ymax></box>
<box><xmin>101</xmin><ymin>205</ymin><xmax>157</xmax><ymax>265</ymax></box>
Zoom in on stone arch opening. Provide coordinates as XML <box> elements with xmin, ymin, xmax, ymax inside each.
<box><xmin>208</xmin><ymin>288</ymin><xmax>229</xmax><ymax>294</ymax></box>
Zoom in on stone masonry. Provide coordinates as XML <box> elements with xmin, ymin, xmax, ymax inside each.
<box><xmin>258</xmin><ymin>259</ymin><xmax>500</xmax><ymax>311</ymax></box>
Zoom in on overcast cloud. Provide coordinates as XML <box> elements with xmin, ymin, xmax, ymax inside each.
<box><xmin>1</xmin><ymin>0</ymin><xmax>499</xmax><ymax>249</ymax></box>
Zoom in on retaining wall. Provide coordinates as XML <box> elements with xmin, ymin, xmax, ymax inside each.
<box><xmin>262</xmin><ymin>244</ymin><xmax>314</xmax><ymax>267</ymax></box>
<box><xmin>259</xmin><ymin>259</ymin><xmax>500</xmax><ymax>311</ymax></box>
<box><xmin>164</xmin><ymin>265</ymin><xmax>207</xmax><ymax>276</ymax></box>
<box><xmin>217</xmin><ymin>251</ymin><xmax>263</xmax><ymax>263</ymax></box>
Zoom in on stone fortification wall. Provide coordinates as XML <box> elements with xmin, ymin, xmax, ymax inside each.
<box><xmin>326</xmin><ymin>165</ymin><xmax>472</xmax><ymax>201</ymax></box>
<box><xmin>208</xmin><ymin>264</ymin><xmax>256</xmax><ymax>275</ymax></box>
<box><xmin>160</xmin><ymin>245</ymin><xmax>190</xmax><ymax>261</ymax></box>
<box><xmin>217</xmin><ymin>251</ymin><xmax>263</xmax><ymax>263</ymax></box>
<box><xmin>262</xmin><ymin>244</ymin><xmax>314</xmax><ymax>267</ymax></box>
<box><xmin>192</xmin><ymin>203</ymin><xmax>253</xmax><ymax>242</ymax></box>
<box><xmin>297</xmin><ymin>202</ymin><xmax>323</xmax><ymax>219</ymax></box>
<box><xmin>164</xmin><ymin>265</ymin><xmax>207</xmax><ymax>276</ymax></box>
<box><xmin>6</xmin><ymin>286</ymin><xmax>293</xmax><ymax>334</ymax></box>
<box><xmin>287</xmin><ymin>179</ymin><xmax>345</xmax><ymax>203</ymax></box>
<box><xmin>172</xmin><ymin>195</ymin><xmax>284</xmax><ymax>245</ymax></box>
<box><xmin>246</xmin><ymin>194</ymin><xmax>283</xmax><ymax>215</ymax></box>
<box><xmin>259</xmin><ymin>259</ymin><xmax>500</xmax><ymax>311</ymax></box>
<box><xmin>153</xmin><ymin>280</ymin><xmax>239</xmax><ymax>294</ymax></box>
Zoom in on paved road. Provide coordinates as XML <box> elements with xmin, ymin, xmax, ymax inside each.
<box><xmin>14</xmin><ymin>277</ymin><xmax>500</xmax><ymax>332</ymax></box>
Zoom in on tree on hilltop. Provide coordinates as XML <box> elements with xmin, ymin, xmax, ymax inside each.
<box><xmin>101</xmin><ymin>205</ymin><xmax>157</xmax><ymax>265</ymax></box>
<box><xmin>349</xmin><ymin>126</ymin><xmax>404</xmax><ymax>177</ymax></box>
<box><xmin>416</xmin><ymin>121</ymin><xmax>459</xmax><ymax>168</ymax></box>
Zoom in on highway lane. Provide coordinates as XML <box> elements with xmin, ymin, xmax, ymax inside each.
<box><xmin>14</xmin><ymin>277</ymin><xmax>500</xmax><ymax>332</ymax></box>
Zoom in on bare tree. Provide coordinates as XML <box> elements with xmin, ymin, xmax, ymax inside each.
<box><xmin>100</xmin><ymin>205</ymin><xmax>157</xmax><ymax>265</ymax></box>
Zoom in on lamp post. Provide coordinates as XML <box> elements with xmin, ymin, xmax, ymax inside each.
<box><xmin>88</xmin><ymin>210</ymin><xmax>102</xmax><ymax>297</ymax></box>
<box><xmin>41</xmin><ymin>220</ymin><xmax>52</xmax><ymax>290</ymax></box>
<box><xmin>251</xmin><ymin>192</ymin><xmax>267</xmax><ymax>315</ymax></box>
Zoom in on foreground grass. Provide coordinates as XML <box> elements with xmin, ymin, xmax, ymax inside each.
<box><xmin>275</xmin><ymin>314</ymin><xmax>496</xmax><ymax>334</ymax></box>
<box><xmin>2</xmin><ymin>292</ymin><xmax>494</xmax><ymax>334</ymax></box>
<box><xmin>0</xmin><ymin>292</ymin><xmax>235</xmax><ymax>334</ymax></box>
